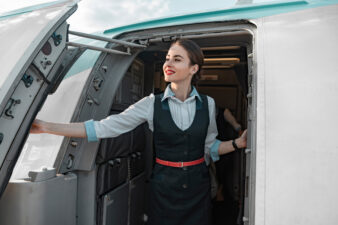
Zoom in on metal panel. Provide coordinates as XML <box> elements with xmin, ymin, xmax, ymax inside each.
<box><xmin>59</xmin><ymin>51</ymin><xmax>140</xmax><ymax>173</ymax></box>
<box><xmin>33</xmin><ymin>22</ymin><xmax>68</xmax><ymax>77</ymax></box>
<box><xmin>129</xmin><ymin>152</ymin><xmax>145</xmax><ymax>179</ymax></box>
<box><xmin>0</xmin><ymin>1</ymin><xmax>77</xmax><ymax>101</ymax></box>
<box><xmin>0</xmin><ymin>67</ymin><xmax>43</xmax><ymax>167</ymax></box>
<box><xmin>12</xmin><ymin>68</ymin><xmax>90</xmax><ymax>180</ymax></box>
<box><xmin>101</xmin><ymin>182</ymin><xmax>129</xmax><ymax>225</ymax></box>
<box><xmin>96</xmin><ymin>129</ymin><xmax>131</xmax><ymax>163</ymax></box>
<box><xmin>112</xmin><ymin>59</ymin><xmax>145</xmax><ymax>110</ymax></box>
<box><xmin>129</xmin><ymin>173</ymin><xmax>146</xmax><ymax>225</ymax></box>
<box><xmin>0</xmin><ymin>2</ymin><xmax>78</xmax><ymax>197</ymax></box>
<box><xmin>97</xmin><ymin>158</ymin><xmax>128</xmax><ymax>196</ymax></box>
<box><xmin>0</xmin><ymin>173</ymin><xmax>77</xmax><ymax>225</ymax></box>
<box><xmin>253</xmin><ymin>4</ymin><xmax>338</xmax><ymax>225</ymax></box>
<box><xmin>77</xmin><ymin>170</ymin><xmax>97</xmax><ymax>225</ymax></box>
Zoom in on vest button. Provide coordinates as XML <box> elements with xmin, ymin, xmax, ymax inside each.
<box><xmin>182</xmin><ymin>184</ymin><xmax>188</xmax><ymax>189</ymax></box>
<box><xmin>184</xmin><ymin>151</ymin><xmax>188</xmax><ymax>155</ymax></box>
<box><xmin>182</xmin><ymin>167</ymin><xmax>187</xmax><ymax>171</ymax></box>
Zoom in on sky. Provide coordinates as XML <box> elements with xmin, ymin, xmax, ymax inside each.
<box><xmin>0</xmin><ymin>0</ymin><xmax>275</xmax><ymax>33</ymax></box>
<box><xmin>68</xmin><ymin>0</ymin><xmax>236</xmax><ymax>33</ymax></box>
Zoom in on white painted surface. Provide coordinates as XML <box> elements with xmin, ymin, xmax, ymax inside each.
<box><xmin>0</xmin><ymin>0</ymin><xmax>77</xmax><ymax>104</ymax></box>
<box><xmin>252</xmin><ymin>17</ymin><xmax>267</xmax><ymax>225</ymax></box>
<box><xmin>253</xmin><ymin>4</ymin><xmax>338</xmax><ymax>225</ymax></box>
<box><xmin>0</xmin><ymin>173</ymin><xmax>77</xmax><ymax>225</ymax></box>
<box><xmin>11</xmin><ymin>69</ymin><xmax>91</xmax><ymax>180</ymax></box>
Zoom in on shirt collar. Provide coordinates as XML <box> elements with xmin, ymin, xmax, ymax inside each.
<box><xmin>161</xmin><ymin>84</ymin><xmax>202</xmax><ymax>102</ymax></box>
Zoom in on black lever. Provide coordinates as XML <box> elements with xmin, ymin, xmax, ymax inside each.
<box><xmin>5</xmin><ymin>98</ymin><xmax>21</xmax><ymax>119</ymax></box>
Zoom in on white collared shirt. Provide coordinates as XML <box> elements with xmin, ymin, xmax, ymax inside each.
<box><xmin>85</xmin><ymin>85</ymin><xmax>221</xmax><ymax>164</ymax></box>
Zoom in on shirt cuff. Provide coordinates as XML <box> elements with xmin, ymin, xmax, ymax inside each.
<box><xmin>210</xmin><ymin>139</ymin><xmax>221</xmax><ymax>162</ymax></box>
<box><xmin>84</xmin><ymin>119</ymin><xmax>98</xmax><ymax>142</ymax></box>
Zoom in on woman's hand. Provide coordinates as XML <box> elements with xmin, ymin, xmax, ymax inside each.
<box><xmin>30</xmin><ymin>119</ymin><xmax>48</xmax><ymax>134</ymax></box>
<box><xmin>30</xmin><ymin>119</ymin><xmax>87</xmax><ymax>138</ymax></box>
<box><xmin>218</xmin><ymin>129</ymin><xmax>248</xmax><ymax>156</ymax></box>
<box><xmin>236</xmin><ymin>129</ymin><xmax>247</xmax><ymax>149</ymax></box>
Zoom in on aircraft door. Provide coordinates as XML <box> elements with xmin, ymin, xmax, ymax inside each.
<box><xmin>0</xmin><ymin>2</ymin><xmax>79</xmax><ymax>198</ymax></box>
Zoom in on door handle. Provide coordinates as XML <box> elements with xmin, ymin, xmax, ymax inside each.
<box><xmin>4</xmin><ymin>98</ymin><xmax>21</xmax><ymax>119</ymax></box>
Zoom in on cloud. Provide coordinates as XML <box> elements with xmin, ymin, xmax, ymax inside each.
<box><xmin>68</xmin><ymin>0</ymin><xmax>169</xmax><ymax>33</ymax></box>
<box><xmin>0</xmin><ymin>0</ymin><xmax>55</xmax><ymax>14</ymax></box>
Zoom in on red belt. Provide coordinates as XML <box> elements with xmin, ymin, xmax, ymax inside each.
<box><xmin>156</xmin><ymin>157</ymin><xmax>205</xmax><ymax>168</ymax></box>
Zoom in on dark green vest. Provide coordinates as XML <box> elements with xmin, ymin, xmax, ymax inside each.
<box><xmin>153</xmin><ymin>93</ymin><xmax>209</xmax><ymax>162</ymax></box>
<box><xmin>148</xmin><ymin>93</ymin><xmax>212</xmax><ymax>225</ymax></box>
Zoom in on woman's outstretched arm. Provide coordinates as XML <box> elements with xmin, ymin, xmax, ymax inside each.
<box><xmin>30</xmin><ymin>119</ymin><xmax>87</xmax><ymax>138</ymax></box>
<box><xmin>29</xmin><ymin>94</ymin><xmax>154</xmax><ymax>141</ymax></box>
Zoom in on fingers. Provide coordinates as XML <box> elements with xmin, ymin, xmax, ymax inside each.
<box><xmin>239</xmin><ymin>129</ymin><xmax>248</xmax><ymax>148</ymax></box>
<box><xmin>30</xmin><ymin>119</ymin><xmax>44</xmax><ymax>134</ymax></box>
<box><xmin>30</xmin><ymin>123</ymin><xmax>39</xmax><ymax>134</ymax></box>
<box><xmin>33</xmin><ymin>119</ymin><xmax>43</xmax><ymax>125</ymax></box>
<box><xmin>241</xmin><ymin>129</ymin><xmax>247</xmax><ymax>139</ymax></box>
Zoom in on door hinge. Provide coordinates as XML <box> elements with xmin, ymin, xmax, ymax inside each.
<box><xmin>162</xmin><ymin>36</ymin><xmax>178</xmax><ymax>42</ymax></box>
<box><xmin>93</xmin><ymin>78</ymin><xmax>104</xmax><ymax>91</ymax></box>
<box><xmin>22</xmin><ymin>74</ymin><xmax>34</xmax><ymax>88</ymax></box>
<box><xmin>28</xmin><ymin>167</ymin><xmax>57</xmax><ymax>182</ymax></box>
<box><xmin>87</xmin><ymin>96</ymin><xmax>100</xmax><ymax>105</ymax></box>
<box><xmin>67</xmin><ymin>30</ymin><xmax>146</xmax><ymax>55</ymax></box>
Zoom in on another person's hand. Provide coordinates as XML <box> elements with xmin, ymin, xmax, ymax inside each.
<box><xmin>30</xmin><ymin>119</ymin><xmax>47</xmax><ymax>134</ymax></box>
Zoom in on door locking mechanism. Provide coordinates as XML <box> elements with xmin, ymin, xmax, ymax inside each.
<box><xmin>40</xmin><ymin>58</ymin><xmax>52</xmax><ymax>70</ymax></box>
<box><xmin>4</xmin><ymin>98</ymin><xmax>21</xmax><ymax>119</ymax></box>
<box><xmin>93</xmin><ymin>78</ymin><xmax>103</xmax><ymax>91</ymax></box>
<box><xmin>22</xmin><ymin>74</ymin><xmax>34</xmax><ymax>88</ymax></box>
<box><xmin>51</xmin><ymin>32</ymin><xmax>62</xmax><ymax>46</ymax></box>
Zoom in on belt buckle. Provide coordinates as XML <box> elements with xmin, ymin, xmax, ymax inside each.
<box><xmin>179</xmin><ymin>162</ymin><xmax>184</xmax><ymax>168</ymax></box>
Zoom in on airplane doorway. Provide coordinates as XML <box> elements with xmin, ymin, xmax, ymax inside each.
<box><xmin>131</xmin><ymin>28</ymin><xmax>254</xmax><ymax>225</ymax></box>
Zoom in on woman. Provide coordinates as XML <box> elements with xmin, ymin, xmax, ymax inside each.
<box><xmin>31</xmin><ymin>39</ymin><xmax>247</xmax><ymax>225</ymax></box>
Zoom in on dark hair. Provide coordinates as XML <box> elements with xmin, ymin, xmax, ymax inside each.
<box><xmin>171</xmin><ymin>39</ymin><xmax>204</xmax><ymax>85</ymax></box>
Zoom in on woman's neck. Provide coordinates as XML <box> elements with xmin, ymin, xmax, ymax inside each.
<box><xmin>171</xmin><ymin>82</ymin><xmax>192</xmax><ymax>102</ymax></box>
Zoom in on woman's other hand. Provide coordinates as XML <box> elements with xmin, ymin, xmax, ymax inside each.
<box><xmin>236</xmin><ymin>129</ymin><xmax>247</xmax><ymax>149</ymax></box>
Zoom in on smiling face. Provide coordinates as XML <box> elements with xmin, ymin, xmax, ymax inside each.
<box><xmin>163</xmin><ymin>43</ymin><xmax>198</xmax><ymax>86</ymax></box>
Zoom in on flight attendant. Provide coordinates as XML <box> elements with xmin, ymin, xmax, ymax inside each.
<box><xmin>31</xmin><ymin>39</ymin><xmax>247</xmax><ymax>225</ymax></box>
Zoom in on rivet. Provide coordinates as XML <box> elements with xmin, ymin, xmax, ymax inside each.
<box><xmin>71</xmin><ymin>141</ymin><xmax>78</xmax><ymax>147</ymax></box>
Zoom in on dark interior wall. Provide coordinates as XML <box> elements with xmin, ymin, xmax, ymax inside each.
<box><xmin>198</xmin><ymin>69</ymin><xmax>239</xmax><ymax>114</ymax></box>
<box><xmin>197</xmin><ymin>68</ymin><xmax>246</xmax><ymax>128</ymax></box>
